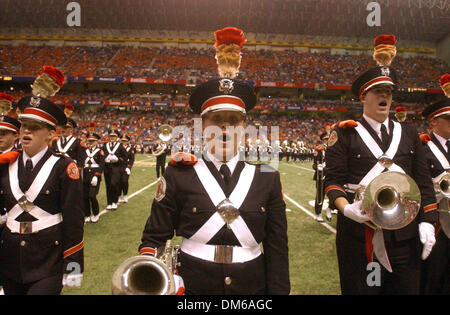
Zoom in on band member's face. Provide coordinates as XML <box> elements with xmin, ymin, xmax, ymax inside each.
<box><xmin>62</xmin><ymin>126</ymin><xmax>73</xmax><ymax>137</ymax></box>
<box><xmin>202</xmin><ymin>111</ymin><xmax>245</xmax><ymax>162</ymax></box>
<box><xmin>0</xmin><ymin>129</ymin><xmax>18</xmax><ymax>151</ymax></box>
<box><xmin>109</xmin><ymin>135</ymin><xmax>118</xmax><ymax>142</ymax></box>
<box><xmin>361</xmin><ymin>85</ymin><xmax>393</xmax><ymax>123</ymax></box>
<box><xmin>431</xmin><ymin>115</ymin><xmax>450</xmax><ymax>139</ymax></box>
<box><xmin>87</xmin><ymin>140</ymin><xmax>98</xmax><ymax>148</ymax></box>
<box><xmin>20</xmin><ymin>120</ymin><xmax>55</xmax><ymax>157</ymax></box>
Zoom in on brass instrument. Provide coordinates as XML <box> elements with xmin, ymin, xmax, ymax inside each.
<box><xmin>152</xmin><ymin>124</ymin><xmax>172</xmax><ymax>156</ymax></box>
<box><xmin>111</xmin><ymin>240</ymin><xmax>180</xmax><ymax>295</ymax></box>
<box><xmin>354</xmin><ymin>171</ymin><xmax>421</xmax><ymax>230</ymax></box>
<box><xmin>434</xmin><ymin>171</ymin><xmax>450</xmax><ymax>200</ymax></box>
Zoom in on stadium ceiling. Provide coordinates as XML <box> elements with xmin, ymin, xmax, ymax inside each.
<box><xmin>0</xmin><ymin>0</ymin><xmax>448</xmax><ymax>42</ymax></box>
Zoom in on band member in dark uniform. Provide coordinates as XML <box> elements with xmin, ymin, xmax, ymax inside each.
<box><xmin>324</xmin><ymin>35</ymin><xmax>437</xmax><ymax>295</ymax></box>
<box><xmin>419</xmin><ymin>73</ymin><xmax>450</xmax><ymax>295</ymax></box>
<box><xmin>152</xmin><ymin>139</ymin><xmax>169</xmax><ymax>179</ymax></box>
<box><xmin>139</xmin><ymin>27</ymin><xmax>290</xmax><ymax>295</ymax></box>
<box><xmin>82</xmin><ymin>133</ymin><xmax>104</xmax><ymax>223</ymax></box>
<box><xmin>0</xmin><ymin>115</ymin><xmax>20</xmax><ymax>154</ymax></box>
<box><xmin>51</xmin><ymin>117</ymin><xmax>85</xmax><ymax>169</ymax></box>
<box><xmin>102</xmin><ymin>129</ymin><xmax>127</xmax><ymax>211</ymax></box>
<box><xmin>119</xmin><ymin>135</ymin><xmax>135</xmax><ymax>203</ymax></box>
<box><xmin>313</xmin><ymin>132</ymin><xmax>332</xmax><ymax>222</ymax></box>
<box><xmin>0</xmin><ymin>93</ymin><xmax>84</xmax><ymax>295</ymax></box>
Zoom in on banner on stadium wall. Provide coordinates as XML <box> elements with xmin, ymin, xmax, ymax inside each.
<box><xmin>3</xmin><ymin>75</ymin><xmax>444</xmax><ymax>95</ymax></box>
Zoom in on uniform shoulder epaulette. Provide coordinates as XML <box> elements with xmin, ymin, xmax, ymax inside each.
<box><xmin>169</xmin><ymin>152</ymin><xmax>198</xmax><ymax>167</ymax></box>
<box><xmin>0</xmin><ymin>150</ymin><xmax>20</xmax><ymax>164</ymax></box>
<box><xmin>337</xmin><ymin>120</ymin><xmax>358</xmax><ymax>129</ymax></box>
<box><xmin>315</xmin><ymin>145</ymin><xmax>324</xmax><ymax>151</ymax></box>
<box><xmin>419</xmin><ymin>134</ymin><xmax>431</xmax><ymax>143</ymax></box>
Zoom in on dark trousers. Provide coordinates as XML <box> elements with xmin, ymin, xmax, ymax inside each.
<box><xmin>337</xmin><ymin>229</ymin><xmax>421</xmax><ymax>295</ymax></box>
<box><xmin>83</xmin><ymin>182</ymin><xmax>100</xmax><ymax>217</ymax></box>
<box><xmin>2</xmin><ymin>274</ymin><xmax>63</xmax><ymax>295</ymax></box>
<box><xmin>420</xmin><ymin>229</ymin><xmax>450</xmax><ymax>295</ymax></box>
<box><xmin>104</xmin><ymin>164</ymin><xmax>121</xmax><ymax>204</ymax></box>
<box><xmin>156</xmin><ymin>156</ymin><xmax>166</xmax><ymax>178</ymax></box>
<box><xmin>314</xmin><ymin>179</ymin><xmax>325</xmax><ymax>215</ymax></box>
<box><xmin>120</xmin><ymin>171</ymin><xmax>129</xmax><ymax>196</ymax></box>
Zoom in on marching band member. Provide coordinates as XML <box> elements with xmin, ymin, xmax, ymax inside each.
<box><xmin>119</xmin><ymin>135</ymin><xmax>135</xmax><ymax>204</ymax></box>
<box><xmin>51</xmin><ymin>117</ymin><xmax>85</xmax><ymax>169</ymax></box>
<box><xmin>0</xmin><ymin>116</ymin><xmax>20</xmax><ymax>154</ymax></box>
<box><xmin>324</xmin><ymin>35</ymin><xmax>437</xmax><ymax>294</ymax></box>
<box><xmin>102</xmin><ymin>129</ymin><xmax>127</xmax><ymax>211</ymax></box>
<box><xmin>313</xmin><ymin>132</ymin><xmax>332</xmax><ymax>222</ymax></box>
<box><xmin>139</xmin><ymin>27</ymin><xmax>289</xmax><ymax>295</ymax></box>
<box><xmin>82</xmin><ymin>133</ymin><xmax>104</xmax><ymax>223</ymax></box>
<box><xmin>0</xmin><ymin>89</ymin><xmax>84</xmax><ymax>294</ymax></box>
<box><xmin>152</xmin><ymin>139</ymin><xmax>169</xmax><ymax>179</ymax></box>
<box><xmin>419</xmin><ymin>73</ymin><xmax>450</xmax><ymax>295</ymax></box>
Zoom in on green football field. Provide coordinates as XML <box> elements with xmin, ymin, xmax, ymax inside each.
<box><xmin>62</xmin><ymin>154</ymin><xmax>341</xmax><ymax>295</ymax></box>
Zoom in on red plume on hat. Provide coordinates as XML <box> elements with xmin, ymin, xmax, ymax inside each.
<box><xmin>214</xmin><ymin>27</ymin><xmax>247</xmax><ymax>49</ymax></box>
<box><xmin>439</xmin><ymin>73</ymin><xmax>450</xmax><ymax>97</ymax></box>
<box><xmin>89</xmin><ymin>122</ymin><xmax>95</xmax><ymax>132</ymax></box>
<box><xmin>64</xmin><ymin>103</ymin><xmax>74</xmax><ymax>117</ymax></box>
<box><xmin>31</xmin><ymin>65</ymin><xmax>65</xmax><ymax>98</ymax></box>
<box><xmin>395</xmin><ymin>106</ymin><xmax>406</xmax><ymax>113</ymax></box>
<box><xmin>214</xmin><ymin>27</ymin><xmax>247</xmax><ymax>79</ymax></box>
<box><xmin>39</xmin><ymin>66</ymin><xmax>65</xmax><ymax>87</ymax></box>
<box><xmin>373</xmin><ymin>34</ymin><xmax>397</xmax><ymax>67</ymax></box>
<box><xmin>0</xmin><ymin>93</ymin><xmax>14</xmax><ymax>116</ymax></box>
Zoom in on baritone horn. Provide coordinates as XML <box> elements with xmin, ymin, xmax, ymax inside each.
<box><xmin>354</xmin><ymin>171</ymin><xmax>421</xmax><ymax>230</ymax></box>
<box><xmin>111</xmin><ymin>240</ymin><xmax>180</xmax><ymax>295</ymax></box>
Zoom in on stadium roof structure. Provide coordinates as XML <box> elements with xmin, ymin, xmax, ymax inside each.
<box><xmin>0</xmin><ymin>0</ymin><xmax>448</xmax><ymax>43</ymax></box>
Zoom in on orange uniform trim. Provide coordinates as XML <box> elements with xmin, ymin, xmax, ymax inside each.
<box><xmin>63</xmin><ymin>240</ymin><xmax>84</xmax><ymax>258</ymax></box>
<box><xmin>423</xmin><ymin>204</ymin><xmax>437</xmax><ymax>212</ymax></box>
<box><xmin>139</xmin><ymin>247</ymin><xmax>156</xmax><ymax>256</ymax></box>
<box><xmin>325</xmin><ymin>185</ymin><xmax>346</xmax><ymax>194</ymax></box>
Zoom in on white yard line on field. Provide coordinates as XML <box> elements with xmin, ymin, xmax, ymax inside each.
<box><xmin>98</xmin><ymin>178</ymin><xmax>160</xmax><ymax>218</ymax></box>
<box><xmin>283</xmin><ymin>193</ymin><xmax>337</xmax><ymax>234</ymax></box>
<box><xmin>282</xmin><ymin>162</ymin><xmax>315</xmax><ymax>173</ymax></box>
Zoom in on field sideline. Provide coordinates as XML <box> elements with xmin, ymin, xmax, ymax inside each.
<box><xmin>63</xmin><ymin>154</ymin><xmax>341</xmax><ymax>295</ymax></box>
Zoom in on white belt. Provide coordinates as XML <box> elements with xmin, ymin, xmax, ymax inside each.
<box><xmin>181</xmin><ymin>238</ymin><xmax>261</xmax><ymax>264</ymax></box>
<box><xmin>7</xmin><ymin>213</ymin><xmax>62</xmax><ymax>234</ymax></box>
<box><xmin>85</xmin><ymin>163</ymin><xmax>100</xmax><ymax>168</ymax></box>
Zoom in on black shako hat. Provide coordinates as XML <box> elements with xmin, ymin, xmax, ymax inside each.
<box><xmin>189</xmin><ymin>78</ymin><xmax>257</xmax><ymax>116</ymax></box>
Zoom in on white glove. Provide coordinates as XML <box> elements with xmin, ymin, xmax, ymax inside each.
<box><xmin>105</xmin><ymin>155</ymin><xmax>112</xmax><ymax>163</ymax></box>
<box><xmin>90</xmin><ymin>176</ymin><xmax>98</xmax><ymax>187</ymax></box>
<box><xmin>125</xmin><ymin>167</ymin><xmax>131</xmax><ymax>175</ymax></box>
<box><xmin>111</xmin><ymin>155</ymin><xmax>119</xmax><ymax>163</ymax></box>
<box><xmin>419</xmin><ymin>222</ymin><xmax>436</xmax><ymax>260</ymax></box>
<box><xmin>174</xmin><ymin>274</ymin><xmax>185</xmax><ymax>295</ymax></box>
<box><xmin>62</xmin><ymin>273</ymin><xmax>83</xmax><ymax>288</ymax></box>
<box><xmin>343</xmin><ymin>200</ymin><xmax>370</xmax><ymax>224</ymax></box>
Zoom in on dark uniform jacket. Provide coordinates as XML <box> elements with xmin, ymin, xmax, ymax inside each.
<box><xmin>324</xmin><ymin>118</ymin><xmax>438</xmax><ymax>242</ymax></box>
<box><xmin>51</xmin><ymin>136</ymin><xmax>86</xmax><ymax>168</ymax></box>
<box><xmin>124</xmin><ymin>145</ymin><xmax>135</xmax><ymax>169</ymax></box>
<box><xmin>82</xmin><ymin>147</ymin><xmax>105</xmax><ymax>185</ymax></box>
<box><xmin>102</xmin><ymin>141</ymin><xmax>127</xmax><ymax>168</ymax></box>
<box><xmin>0</xmin><ymin>149</ymin><xmax>84</xmax><ymax>283</ymax></box>
<box><xmin>422</xmin><ymin>133</ymin><xmax>450</xmax><ymax>182</ymax></box>
<box><xmin>139</xmin><ymin>158</ymin><xmax>290</xmax><ymax>295</ymax></box>
<box><xmin>312</xmin><ymin>146</ymin><xmax>325</xmax><ymax>181</ymax></box>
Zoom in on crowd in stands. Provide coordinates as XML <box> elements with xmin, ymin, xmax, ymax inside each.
<box><xmin>1</xmin><ymin>44</ymin><xmax>447</xmax><ymax>88</ymax></box>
